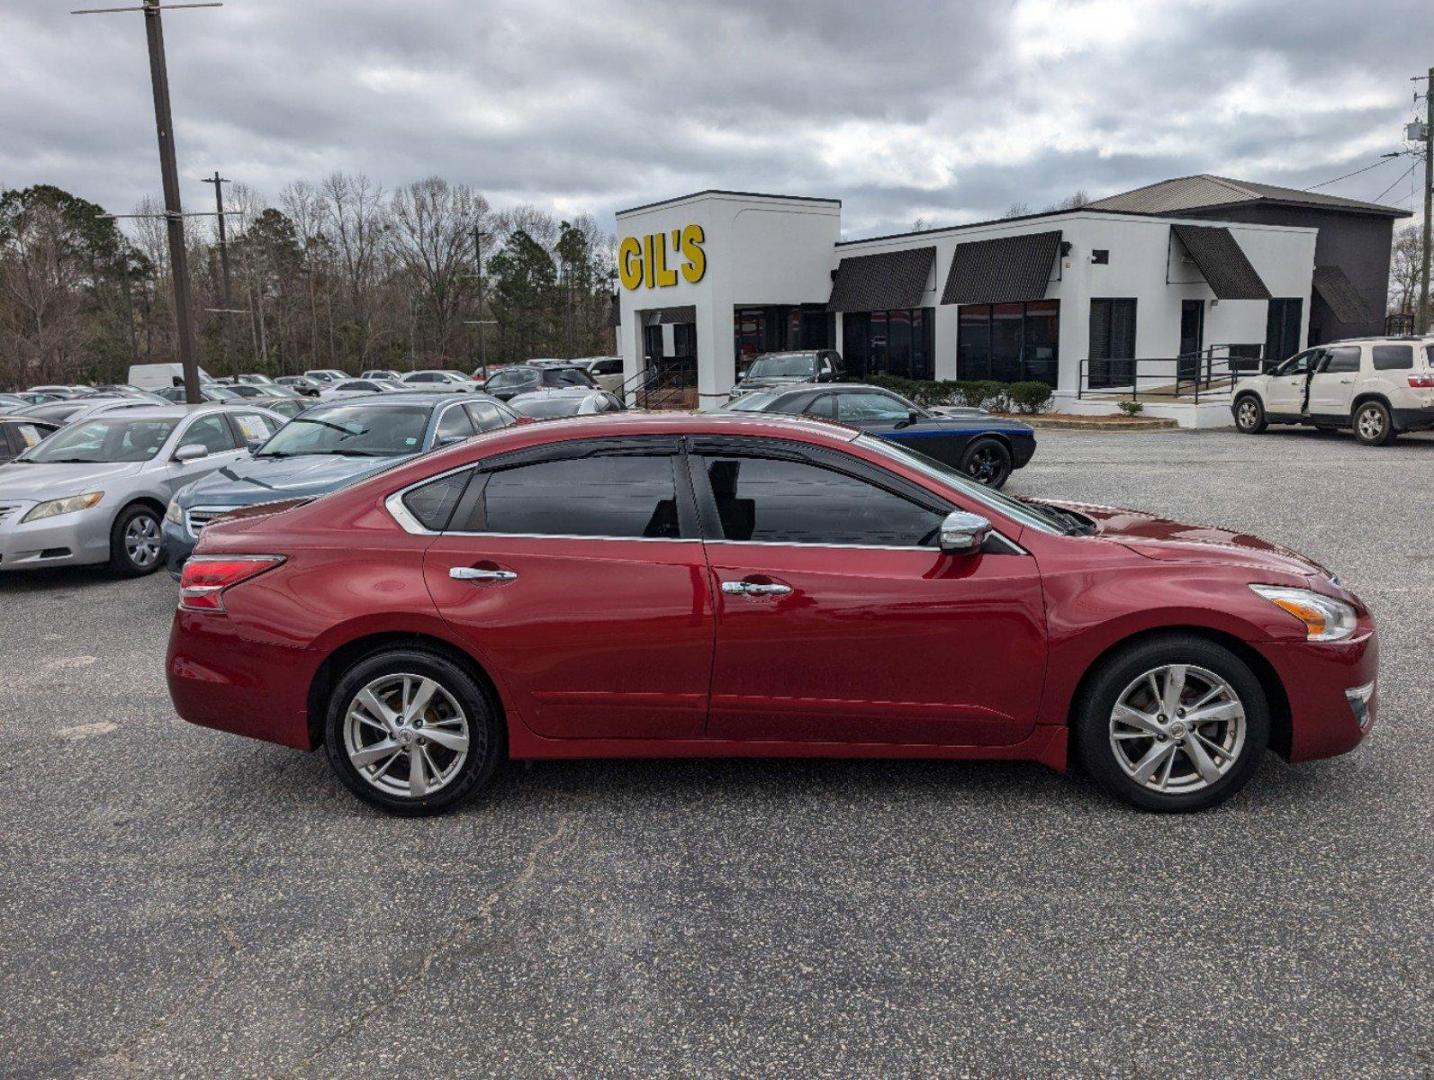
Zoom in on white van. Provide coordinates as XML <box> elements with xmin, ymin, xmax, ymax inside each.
<box><xmin>1232</xmin><ymin>337</ymin><xmax>1434</xmax><ymax>445</ymax></box>
<box><xmin>127</xmin><ymin>363</ymin><xmax>217</xmax><ymax>391</ymax></box>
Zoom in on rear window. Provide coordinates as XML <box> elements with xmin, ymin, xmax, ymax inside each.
<box><xmin>1371</xmin><ymin>344</ymin><xmax>1414</xmax><ymax>371</ymax></box>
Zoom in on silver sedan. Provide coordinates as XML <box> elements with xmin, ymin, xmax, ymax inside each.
<box><xmin>0</xmin><ymin>403</ymin><xmax>284</xmax><ymax>576</ymax></box>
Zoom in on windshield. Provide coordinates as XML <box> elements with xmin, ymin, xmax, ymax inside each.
<box><xmin>746</xmin><ymin>354</ymin><xmax>817</xmax><ymax>379</ymax></box>
<box><xmin>21</xmin><ymin>417</ymin><xmax>177</xmax><ymax>463</ymax></box>
<box><xmin>256</xmin><ymin>404</ymin><xmax>430</xmax><ymax>458</ymax></box>
<box><xmin>854</xmin><ymin>434</ymin><xmax>1068</xmax><ymax>535</ymax></box>
<box><xmin>511</xmin><ymin>395</ymin><xmax>586</xmax><ymax>419</ymax></box>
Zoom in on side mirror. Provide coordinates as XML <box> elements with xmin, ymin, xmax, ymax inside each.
<box><xmin>246</xmin><ymin>439</ymin><xmax>264</xmax><ymax>454</ymax></box>
<box><xmin>939</xmin><ymin>510</ymin><xmax>991</xmax><ymax>555</ymax></box>
<box><xmin>173</xmin><ymin>443</ymin><xmax>208</xmax><ymax>463</ymax></box>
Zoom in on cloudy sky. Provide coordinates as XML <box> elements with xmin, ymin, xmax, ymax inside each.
<box><xmin>1</xmin><ymin>0</ymin><xmax>1428</xmax><ymax>238</ymax></box>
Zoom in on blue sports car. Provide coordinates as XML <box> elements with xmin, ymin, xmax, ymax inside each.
<box><xmin>162</xmin><ymin>392</ymin><xmax>519</xmax><ymax>576</ymax></box>
<box><xmin>724</xmin><ymin>382</ymin><xmax>1037</xmax><ymax>487</ymax></box>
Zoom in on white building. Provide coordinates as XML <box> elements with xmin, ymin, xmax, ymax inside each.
<box><xmin>614</xmin><ymin>188</ymin><xmax>1330</xmax><ymax>427</ymax></box>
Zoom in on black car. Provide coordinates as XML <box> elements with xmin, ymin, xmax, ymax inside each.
<box><xmin>725</xmin><ymin>383</ymin><xmax>1036</xmax><ymax>488</ymax></box>
<box><xmin>0</xmin><ymin>415</ymin><xmax>61</xmax><ymax>463</ymax></box>
<box><xmin>729</xmin><ymin>349</ymin><xmax>844</xmax><ymax>399</ymax></box>
<box><xmin>482</xmin><ymin>363</ymin><xmax>597</xmax><ymax>401</ymax></box>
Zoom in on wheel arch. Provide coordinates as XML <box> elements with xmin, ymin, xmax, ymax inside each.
<box><xmin>1350</xmin><ymin>391</ymin><xmax>1393</xmax><ymax>414</ymax></box>
<box><xmin>118</xmin><ymin>494</ymin><xmax>168</xmax><ymax>519</ymax></box>
<box><xmin>1065</xmin><ymin>625</ymin><xmax>1293</xmax><ymax>760</ymax></box>
<box><xmin>305</xmin><ymin>630</ymin><xmax>508</xmax><ymax>751</ymax></box>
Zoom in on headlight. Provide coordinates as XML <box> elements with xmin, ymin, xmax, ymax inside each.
<box><xmin>1250</xmin><ymin>585</ymin><xmax>1357</xmax><ymax>642</ymax></box>
<box><xmin>22</xmin><ymin>491</ymin><xmax>103</xmax><ymax>523</ymax></box>
<box><xmin>165</xmin><ymin>498</ymin><xmax>184</xmax><ymax>524</ymax></box>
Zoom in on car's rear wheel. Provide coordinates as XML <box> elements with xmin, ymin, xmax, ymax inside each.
<box><xmin>324</xmin><ymin>649</ymin><xmax>502</xmax><ymax>815</ymax></box>
<box><xmin>1234</xmin><ymin>395</ymin><xmax>1267</xmax><ymax>434</ymax></box>
<box><xmin>108</xmin><ymin>503</ymin><xmax>164</xmax><ymax>577</ymax></box>
<box><xmin>959</xmin><ymin>437</ymin><xmax>1013</xmax><ymax>488</ymax></box>
<box><xmin>1353</xmin><ymin>400</ymin><xmax>1395</xmax><ymax>446</ymax></box>
<box><xmin>1075</xmin><ymin>635</ymin><xmax>1269</xmax><ymax>812</ymax></box>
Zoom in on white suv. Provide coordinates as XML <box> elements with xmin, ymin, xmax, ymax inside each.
<box><xmin>1232</xmin><ymin>337</ymin><xmax>1434</xmax><ymax>446</ymax></box>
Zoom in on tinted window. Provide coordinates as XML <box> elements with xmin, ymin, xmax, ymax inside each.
<box><xmin>181</xmin><ymin>414</ymin><xmax>238</xmax><ymax>453</ymax></box>
<box><xmin>700</xmin><ymin>455</ymin><xmax>943</xmax><ymax>547</ymax></box>
<box><xmin>402</xmin><ymin>470</ymin><xmax>470</xmax><ymax>531</ymax></box>
<box><xmin>455</xmin><ymin>455</ymin><xmax>680</xmax><ymax>539</ymax></box>
<box><xmin>723</xmin><ymin>391</ymin><xmax>782</xmax><ymax>413</ymax></box>
<box><xmin>802</xmin><ymin>395</ymin><xmax>836</xmax><ymax>419</ymax></box>
<box><xmin>747</xmin><ymin>353</ymin><xmax>817</xmax><ymax>378</ymax></box>
<box><xmin>543</xmin><ymin>368</ymin><xmax>595</xmax><ymax>387</ymax></box>
<box><xmin>835</xmin><ymin>391</ymin><xmax>913</xmax><ymax>422</ymax></box>
<box><xmin>465</xmin><ymin>400</ymin><xmax>511</xmax><ymax>432</ymax></box>
<box><xmin>593</xmin><ymin>359</ymin><xmax>622</xmax><ymax>375</ymax></box>
<box><xmin>488</xmin><ymin>369</ymin><xmax>538</xmax><ymax>389</ymax></box>
<box><xmin>1274</xmin><ymin>350</ymin><xmax>1318</xmax><ymax>377</ymax></box>
<box><xmin>1371</xmin><ymin>344</ymin><xmax>1414</xmax><ymax>371</ymax></box>
<box><xmin>1321</xmin><ymin>346</ymin><xmax>1362</xmax><ymax>374</ymax></box>
<box><xmin>436</xmin><ymin>405</ymin><xmax>475</xmax><ymax>442</ymax></box>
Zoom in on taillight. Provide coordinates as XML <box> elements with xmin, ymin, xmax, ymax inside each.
<box><xmin>179</xmin><ymin>555</ymin><xmax>285</xmax><ymax>612</ymax></box>
<box><xmin>1408</xmin><ymin>372</ymin><xmax>1434</xmax><ymax>388</ymax></box>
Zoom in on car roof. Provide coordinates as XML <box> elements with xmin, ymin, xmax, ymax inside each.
<box><xmin>78</xmin><ymin>402</ymin><xmax>283</xmax><ymax>420</ymax></box>
<box><xmin>0</xmin><ymin>414</ymin><xmax>59</xmax><ymax>424</ymax></box>
<box><xmin>302</xmin><ymin>391</ymin><xmax>473</xmax><ymax>408</ymax></box>
<box><xmin>510</xmin><ymin>386</ymin><xmax>605</xmax><ymax>399</ymax></box>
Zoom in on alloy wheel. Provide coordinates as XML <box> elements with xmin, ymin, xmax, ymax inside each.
<box><xmin>1237</xmin><ymin>400</ymin><xmax>1258</xmax><ymax>428</ymax></box>
<box><xmin>1357</xmin><ymin>406</ymin><xmax>1384</xmax><ymax>442</ymax></box>
<box><xmin>124</xmin><ymin>514</ymin><xmax>161</xmax><ymax>569</ymax></box>
<box><xmin>343</xmin><ymin>673</ymin><xmax>471</xmax><ymax>799</ymax></box>
<box><xmin>1108</xmin><ymin>663</ymin><xmax>1246</xmax><ymax>794</ymax></box>
<box><xmin>966</xmin><ymin>445</ymin><xmax>1003</xmax><ymax>484</ymax></box>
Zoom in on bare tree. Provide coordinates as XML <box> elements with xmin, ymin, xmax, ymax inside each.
<box><xmin>1389</xmin><ymin>223</ymin><xmax>1426</xmax><ymax>317</ymax></box>
<box><xmin>318</xmin><ymin>172</ymin><xmax>389</xmax><ymax>361</ymax></box>
<box><xmin>388</xmin><ymin>177</ymin><xmax>489</xmax><ymax>361</ymax></box>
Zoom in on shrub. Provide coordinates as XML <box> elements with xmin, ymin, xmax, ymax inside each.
<box><xmin>1004</xmin><ymin>381</ymin><xmax>1054</xmax><ymax>415</ymax></box>
<box><xmin>1117</xmin><ymin>400</ymin><xmax>1144</xmax><ymax>417</ymax></box>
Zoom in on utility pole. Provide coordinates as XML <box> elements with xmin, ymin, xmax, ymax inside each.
<box><xmin>73</xmin><ymin>0</ymin><xmax>222</xmax><ymax>403</ymax></box>
<box><xmin>1416</xmin><ymin>67</ymin><xmax>1433</xmax><ymax>334</ymax></box>
<box><xmin>473</xmin><ymin>227</ymin><xmax>491</xmax><ymax>378</ymax></box>
<box><xmin>201</xmin><ymin>171</ymin><xmax>232</xmax><ymax>368</ymax></box>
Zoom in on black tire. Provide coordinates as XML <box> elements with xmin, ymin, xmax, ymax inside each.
<box><xmin>1352</xmin><ymin>399</ymin><xmax>1395</xmax><ymax>446</ymax></box>
<box><xmin>1233</xmin><ymin>395</ymin><xmax>1267</xmax><ymax>434</ymax></box>
<box><xmin>323</xmin><ymin>649</ymin><xmax>503</xmax><ymax>816</ymax></box>
<box><xmin>1073</xmin><ymin>634</ymin><xmax>1269</xmax><ymax>812</ymax></box>
<box><xmin>107</xmin><ymin>503</ymin><xmax>164</xmax><ymax>577</ymax></box>
<box><xmin>959</xmin><ymin>437</ymin><xmax>1013</xmax><ymax>488</ymax></box>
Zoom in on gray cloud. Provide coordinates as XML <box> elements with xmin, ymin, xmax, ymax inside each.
<box><xmin>0</xmin><ymin>0</ymin><xmax>1426</xmax><ymax>240</ymax></box>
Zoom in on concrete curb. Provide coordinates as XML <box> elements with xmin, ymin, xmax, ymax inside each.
<box><xmin>995</xmin><ymin>413</ymin><xmax>1180</xmax><ymax>431</ymax></box>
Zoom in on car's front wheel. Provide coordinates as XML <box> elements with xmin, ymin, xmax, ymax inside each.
<box><xmin>1234</xmin><ymin>395</ymin><xmax>1267</xmax><ymax>434</ymax></box>
<box><xmin>324</xmin><ymin>649</ymin><xmax>502</xmax><ymax>815</ymax></box>
<box><xmin>1074</xmin><ymin>635</ymin><xmax>1269</xmax><ymax>812</ymax></box>
<box><xmin>959</xmin><ymin>437</ymin><xmax>1013</xmax><ymax>488</ymax></box>
<box><xmin>108</xmin><ymin>503</ymin><xmax>164</xmax><ymax>577</ymax></box>
<box><xmin>1353</xmin><ymin>400</ymin><xmax>1395</xmax><ymax>446</ymax></box>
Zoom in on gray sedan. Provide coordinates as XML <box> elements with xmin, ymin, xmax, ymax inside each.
<box><xmin>0</xmin><ymin>403</ymin><xmax>284</xmax><ymax>576</ymax></box>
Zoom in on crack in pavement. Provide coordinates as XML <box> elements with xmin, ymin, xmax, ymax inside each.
<box><xmin>278</xmin><ymin>812</ymin><xmax>572</xmax><ymax>1079</ymax></box>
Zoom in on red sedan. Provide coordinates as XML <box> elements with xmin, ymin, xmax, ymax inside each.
<box><xmin>167</xmin><ymin>413</ymin><xmax>1377</xmax><ymax>815</ymax></box>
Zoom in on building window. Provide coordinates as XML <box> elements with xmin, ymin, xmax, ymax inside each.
<box><xmin>1265</xmin><ymin>298</ymin><xmax>1303</xmax><ymax>365</ymax></box>
<box><xmin>841</xmin><ymin>309</ymin><xmax>934</xmax><ymax>380</ymax></box>
<box><xmin>734</xmin><ymin>306</ymin><xmax>834</xmax><ymax>371</ymax></box>
<box><xmin>956</xmin><ymin>300</ymin><xmax>1059</xmax><ymax>386</ymax></box>
<box><xmin>1088</xmin><ymin>298</ymin><xmax>1137</xmax><ymax>389</ymax></box>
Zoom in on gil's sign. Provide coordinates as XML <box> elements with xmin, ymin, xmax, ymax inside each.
<box><xmin>618</xmin><ymin>225</ymin><xmax>705</xmax><ymax>290</ymax></box>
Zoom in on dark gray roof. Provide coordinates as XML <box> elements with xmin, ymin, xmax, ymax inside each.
<box><xmin>1170</xmin><ymin>224</ymin><xmax>1271</xmax><ymax>300</ymax></box>
<box><xmin>638</xmin><ymin>305</ymin><xmax>697</xmax><ymax>326</ymax></box>
<box><xmin>1312</xmin><ymin>264</ymin><xmax>1373</xmax><ymax>324</ymax></box>
<box><xmin>940</xmin><ymin>230</ymin><xmax>1062</xmax><ymax>306</ymax></box>
<box><xmin>1088</xmin><ymin>174</ymin><xmax>1410</xmax><ymax>218</ymax></box>
<box><xmin>827</xmin><ymin>247</ymin><xmax>935</xmax><ymax>312</ymax></box>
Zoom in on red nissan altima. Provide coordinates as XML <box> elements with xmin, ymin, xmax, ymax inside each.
<box><xmin>166</xmin><ymin>413</ymin><xmax>1377</xmax><ymax>815</ymax></box>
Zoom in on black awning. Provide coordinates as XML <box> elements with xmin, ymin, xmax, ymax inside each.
<box><xmin>827</xmin><ymin>247</ymin><xmax>935</xmax><ymax>312</ymax></box>
<box><xmin>940</xmin><ymin>230</ymin><xmax>1062</xmax><ymax>305</ymax></box>
<box><xmin>1170</xmin><ymin>224</ymin><xmax>1270</xmax><ymax>300</ymax></box>
<box><xmin>639</xmin><ymin>305</ymin><xmax>697</xmax><ymax>327</ymax></box>
<box><xmin>1312</xmin><ymin>264</ymin><xmax>1372</xmax><ymax>324</ymax></box>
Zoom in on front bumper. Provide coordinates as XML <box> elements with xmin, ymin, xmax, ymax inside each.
<box><xmin>1254</xmin><ymin>626</ymin><xmax>1379</xmax><ymax>763</ymax></box>
<box><xmin>0</xmin><ymin>504</ymin><xmax>113</xmax><ymax>570</ymax></box>
<box><xmin>162</xmin><ymin>518</ymin><xmax>197</xmax><ymax>579</ymax></box>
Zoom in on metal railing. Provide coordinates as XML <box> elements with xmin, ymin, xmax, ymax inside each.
<box><xmin>618</xmin><ymin>361</ymin><xmax>696</xmax><ymax>410</ymax></box>
<box><xmin>1078</xmin><ymin>344</ymin><xmax>1268</xmax><ymax>402</ymax></box>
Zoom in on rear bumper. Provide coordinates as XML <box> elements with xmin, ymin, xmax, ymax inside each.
<box><xmin>1254</xmin><ymin>629</ymin><xmax>1379</xmax><ymax>763</ymax></box>
<box><xmin>167</xmin><ymin>609</ymin><xmax>316</xmax><ymax>750</ymax></box>
<box><xmin>1391</xmin><ymin>407</ymin><xmax>1434</xmax><ymax>432</ymax></box>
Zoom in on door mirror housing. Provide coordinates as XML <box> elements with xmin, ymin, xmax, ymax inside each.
<box><xmin>938</xmin><ymin>510</ymin><xmax>991</xmax><ymax>555</ymax></box>
<box><xmin>173</xmin><ymin>443</ymin><xmax>208</xmax><ymax>463</ymax></box>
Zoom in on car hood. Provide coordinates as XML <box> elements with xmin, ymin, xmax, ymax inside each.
<box><xmin>736</xmin><ymin>375</ymin><xmax>812</xmax><ymax>392</ymax></box>
<box><xmin>0</xmin><ymin>460</ymin><xmax>144</xmax><ymax>500</ymax></box>
<box><xmin>1043</xmin><ymin>500</ymin><xmax>1331</xmax><ymax>579</ymax></box>
<box><xmin>178</xmin><ymin>453</ymin><xmax>410</xmax><ymax>507</ymax></box>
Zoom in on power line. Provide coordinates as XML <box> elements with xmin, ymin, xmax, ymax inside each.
<box><xmin>1370</xmin><ymin>159</ymin><xmax>1416</xmax><ymax>203</ymax></box>
<box><xmin>1306</xmin><ymin>155</ymin><xmax>1399</xmax><ymax>190</ymax></box>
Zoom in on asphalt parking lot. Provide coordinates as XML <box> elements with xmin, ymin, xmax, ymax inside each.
<box><xmin>1</xmin><ymin>425</ymin><xmax>1431</xmax><ymax>1079</ymax></box>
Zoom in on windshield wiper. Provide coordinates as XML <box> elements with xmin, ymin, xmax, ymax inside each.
<box><xmin>33</xmin><ymin>457</ymin><xmax>104</xmax><ymax>464</ymax></box>
<box><xmin>324</xmin><ymin>448</ymin><xmax>390</xmax><ymax>457</ymax></box>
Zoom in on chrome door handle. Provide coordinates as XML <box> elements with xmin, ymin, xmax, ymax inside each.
<box><xmin>721</xmin><ymin>580</ymin><xmax>792</xmax><ymax>597</ymax></box>
<box><xmin>449</xmin><ymin>566</ymin><xmax>517</xmax><ymax>582</ymax></box>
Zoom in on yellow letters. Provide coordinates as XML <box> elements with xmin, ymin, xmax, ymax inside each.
<box><xmin>615</xmin><ymin>225</ymin><xmax>707</xmax><ymax>290</ymax></box>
